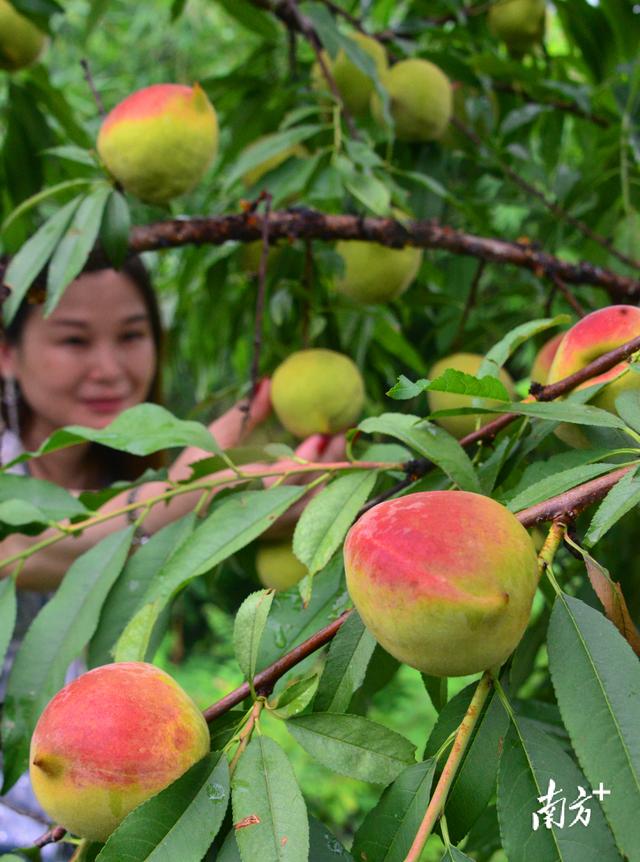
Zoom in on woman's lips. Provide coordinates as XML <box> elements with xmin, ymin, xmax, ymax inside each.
<box><xmin>82</xmin><ymin>398</ymin><xmax>124</xmax><ymax>414</ymax></box>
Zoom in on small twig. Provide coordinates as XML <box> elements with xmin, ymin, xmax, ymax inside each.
<box><xmin>549</xmin><ymin>272</ymin><xmax>586</xmax><ymax>318</ymax></box>
<box><xmin>405</xmin><ymin>671</ymin><xmax>494</xmax><ymax>860</ymax></box>
<box><xmin>229</xmin><ymin>700</ymin><xmax>264</xmax><ymax>775</ymax></box>
<box><xmin>33</xmin><ymin>825</ymin><xmax>67</xmax><ymax>848</ymax></box>
<box><xmin>537</xmin><ymin>521</ymin><xmax>567</xmax><ymax>579</ymax></box>
<box><xmin>80</xmin><ymin>58</ymin><xmax>106</xmax><ymax>117</ymax></box>
<box><xmin>453</xmin><ymin>118</ymin><xmax>640</xmax><ymax>273</ymax></box>
<box><xmin>452</xmin><ymin>259</ymin><xmax>486</xmax><ymax>349</ymax></box>
<box><xmin>202</xmin><ymin>610</ymin><xmax>351</xmax><ymax>722</ymax></box>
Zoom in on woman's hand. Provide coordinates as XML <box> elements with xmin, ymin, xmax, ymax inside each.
<box><xmin>208</xmin><ymin>377</ymin><xmax>272</xmax><ymax>450</ymax></box>
<box><xmin>261</xmin><ymin>432</ymin><xmax>347</xmax><ymax>538</ymax></box>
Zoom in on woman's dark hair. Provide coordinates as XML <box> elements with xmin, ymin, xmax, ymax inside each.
<box><xmin>0</xmin><ymin>249</ymin><xmax>166</xmax><ymax>482</ymax></box>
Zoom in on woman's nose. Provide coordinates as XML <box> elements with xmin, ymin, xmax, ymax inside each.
<box><xmin>87</xmin><ymin>344</ymin><xmax>123</xmax><ymax>379</ymax></box>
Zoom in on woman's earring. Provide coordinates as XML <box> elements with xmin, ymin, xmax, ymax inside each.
<box><xmin>3</xmin><ymin>376</ymin><xmax>20</xmax><ymax>438</ymax></box>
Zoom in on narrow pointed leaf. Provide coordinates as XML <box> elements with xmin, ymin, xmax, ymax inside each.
<box><xmin>234</xmin><ymin>589</ymin><xmax>275</xmax><ymax>689</ymax></box>
<box><xmin>548</xmin><ymin>595</ymin><xmax>640</xmax><ymax>858</ymax></box>
<box><xmin>293</xmin><ymin>470</ymin><xmax>378</xmax><ymax>575</ymax></box>
<box><xmin>96</xmin><ymin>752</ymin><xmax>229</xmax><ymax>862</ymax></box>
<box><xmin>351</xmin><ymin>759</ymin><xmax>436</xmax><ymax>862</ymax></box>
<box><xmin>0</xmin><ymin>577</ymin><xmax>17</xmax><ymax>677</ymax></box>
<box><xmin>232</xmin><ymin>736</ymin><xmax>309</xmax><ymax>862</ymax></box>
<box><xmin>314</xmin><ymin>610</ymin><xmax>376</xmax><ymax>713</ymax></box>
<box><xmin>498</xmin><ymin>715</ymin><xmax>621</xmax><ymax>862</ymax></box>
<box><xmin>286</xmin><ymin>713</ymin><xmax>416</xmax><ymax>784</ymax></box>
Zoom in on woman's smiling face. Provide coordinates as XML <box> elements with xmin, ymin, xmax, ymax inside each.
<box><xmin>1</xmin><ymin>268</ymin><xmax>157</xmax><ymax>445</ymax></box>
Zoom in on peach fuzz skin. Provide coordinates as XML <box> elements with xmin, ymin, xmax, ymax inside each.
<box><xmin>531</xmin><ymin>331</ymin><xmax>565</xmax><ymax>385</ymax></box>
<box><xmin>97</xmin><ymin>84</ymin><xmax>218</xmax><ymax>205</ymax></box>
<box><xmin>344</xmin><ymin>491</ymin><xmax>538</xmax><ymax>677</ymax></box>
<box><xmin>547</xmin><ymin>305</ymin><xmax>640</xmax><ymax>447</ymax></box>
<box><xmin>30</xmin><ymin>662</ymin><xmax>210</xmax><ymax>842</ymax></box>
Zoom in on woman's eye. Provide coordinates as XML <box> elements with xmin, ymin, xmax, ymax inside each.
<box><xmin>62</xmin><ymin>337</ymin><xmax>87</xmax><ymax>346</ymax></box>
<box><xmin>120</xmin><ymin>330</ymin><xmax>147</xmax><ymax>342</ymax></box>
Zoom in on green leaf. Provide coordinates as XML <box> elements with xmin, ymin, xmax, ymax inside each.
<box><xmin>216</xmin><ymin>0</ymin><xmax>280</xmax><ymax>39</ymax></box>
<box><xmin>351</xmin><ymin>759</ymin><xmax>436</xmax><ymax>862</ymax></box>
<box><xmin>232</xmin><ymin>736</ymin><xmax>309</xmax><ymax>862</ymax></box>
<box><xmin>440</xmin><ymin>848</ymin><xmax>475</xmax><ymax>862</ymax></box>
<box><xmin>270</xmin><ymin>673</ymin><xmax>319</xmax><ymax>719</ymax></box>
<box><xmin>345</xmin><ymin>172</ymin><xmax>391</xmax><ymax>216</ymax></box>
<box><xmin>314</xmin><ymin>610</ymin><xmax>376</xmax><ymax>713</ymax></box>
<box><xmin>2</xmin><ymin>196</ymin><xmax>82</xmax><ymax>324</ymax></box>
<box><xmin>1</xmin><ymin>178</ymin><xmax>92</xmax><ymax>235</ymax></box>
<box><xmin>585</xmin><ymin>467</ymin><xmax>640</xmax><ymax>546</ymax></box>
<box><xmin>1</xmin><ymin>528</ymin><xmax>134</xmax><ymax>791</ymax></box>
<box><xmin>100</xmin><ymin>190</ymin><xmax>131</xmax><ymax>269</ymax></box>
<box><xmin>233</xmin><ymin>589</ymin><xmax>275</xmax><ymax>691</ymax></box>
<box><xmin>0</xmin><ymin>577</ymin><xmax>17</xmax><ymax>677</ymax></box>
<box><xmin>88</xmin><ymin>514</ymin><xmax>197</xmax><ymax>668</ymax></box>
<box><xmin>0</xmin><ymin>472</ymin><xmax>88</xmax><ymax>522</ymax></box>
<box><xmin>113</xmin><ymin>597</ymin><xmax>164</xmax><ymax>663</ymax></box>
<box><xmin>358</xmin><ymin>413</ymin><xmax>481</xmax><ymax>493</ymax></box>
<box><xmin>309</xmin><ymin>815</ymin><xmax>353</xmax><ymax>859</ymax></box>
<box><xmin>117</xmin><ymin>487</ymin><xmax>307</xmax><ymax>661</ymax></box>
<box><xmin>427</xmin><ymin>368</ymin><xmax>511</xmax><ymax>401</ymax></box>
<box><xmin>505</xmin><ymin>463</ymin><xmax>621</xmax><ymax>512</ymax></box>
<box><xmin>421</xmin><ymin>674</ymin><xmax>448</xmax><ymax>713</ymax></box>
<box><xmin>490</xmin><ymin>400</ymin><xmax>631</xmax><ymax>430</ymax></box>
<box><xmin>480</xmin><ymin>316</ymin><xmax>571</xmax><ymax>376</ymax></box>
<box><xmin>4</xmin><ymin>404</ymin><xmax>223</xmax><ymax>467</ymax></box>
<box><xmin>224</xmin><ymin>125</ymin><xmax>322</xmax><ymax>188</ymax></box>
<box><xmin>548</xmin><ymin>594</ymin><xmax>640</xmax><ymax>858</ymax></box>
<box><xmin>44</xmin><ymin>185</ymin><xmax>117</xmax><ymax>315</ymax></box>
<box><xmin>498</xmin><ymin>716</ymin><xmax>621</xmax><ymax>862</ymax></box>
<box><xmin>286</xmin><ymin>713</ymin><xmax>416</xmax><ymax>784</ymax></box>
<box><xmin>293</xmin><ymin>471</ymin><xmax>378</xmax><ymax>576</ymax></box>
<box><xmin>96</xmin><ymin>752</ymin><xmax>229</xmax><ymax>862</ymax></box>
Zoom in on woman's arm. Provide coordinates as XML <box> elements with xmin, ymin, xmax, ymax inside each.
<box><xmin>0</xmin><ymin>381</ymin><xmax>272</xmax><ymax>590</ymax></box>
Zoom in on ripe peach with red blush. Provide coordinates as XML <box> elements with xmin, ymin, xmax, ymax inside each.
<box><xmin>30</xmin><ymin>662</ymin><xmax>210</xmax><ymax>842</ymax></box>
<box><xmin>344</xmin><ymin>491</ymin><xmax>538</xmax><ymax>677</ymax></box>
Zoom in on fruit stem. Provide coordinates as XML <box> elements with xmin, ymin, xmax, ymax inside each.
<box><xmin>404</xmin><ymin>671</ymin><xmax>493</xmax><ymax>862</ymax></box>
<box><xmin>536</xmin><ymin>520</ymin><xmax>566</xmax><ymax>581</ymax></box>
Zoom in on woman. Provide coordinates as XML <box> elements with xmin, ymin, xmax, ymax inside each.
<box><xmin>0</xmin><ymin>252</ymin><xmax>343</xmax><ymax>857</ymax></box>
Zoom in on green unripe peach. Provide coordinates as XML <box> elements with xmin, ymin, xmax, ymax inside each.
<box><xmin>0</xmin><ymin>0</ymin><xmax>46</xmax><ymax>70</ymax></box>
<box><xmin>271</xmin><ymin>349</ymin><xmax>365</xmax><ymax>438</ymax></box>
<box><xmin>344</xmin><ymin>490</ymin><xmax>538</xmax><ymax>677</ymax></box>
<box><xmin>372</xmin><ymin>58</ymin><xmax>453</xmax><ymax>142</ymax></box>
<box><xmin>488</xmin><ymin>0</ymin><xmax>546</xmax><ymax>55</ymax></box>
<box><xmin>97</xmin><ymin>83</ymin><xmax>218</xmax><ymax>205</ymax></box>
<box><xmin>427</xmin><ymin>353</ymin><xmax>515</xmax><ymax>439</ymax></box>
<box><xmin>547</xmin><ymin>305</ymin><xmax>640</xmax><ymax>448</ymax></box>
<box><xmin>530</xmin><ymin>332</ymin><xmax>564</xmax><ymax>385</ymax></box>
<box><xmin>256</xmin><ymin>540</ymin><xmax>308</xmax><ymax>590</ymax></box>
<box><xmin>312</xmin><ymin>32</ymin><xmax>388</xmax><ymax>116</ymax></box>
<box><xmin>334</xmin><ymin>240</ymin><xmax>422</xmax><ymax>304</ymax></box>
<box><xmin>30</xmin><ymin>662</ymin><xmax>210</xmax><ymax>842</ymax></box>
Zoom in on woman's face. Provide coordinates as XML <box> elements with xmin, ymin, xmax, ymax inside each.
<box><xmin>1</xmin><ymin>269</ymin><xmax>157</xmax><ymax>442</ymax></box>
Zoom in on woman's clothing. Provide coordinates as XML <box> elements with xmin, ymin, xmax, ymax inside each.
<box><xmin>0</xmin><ymin>429</ymin><xmax>77</xmax><ymax>860</ymax></box>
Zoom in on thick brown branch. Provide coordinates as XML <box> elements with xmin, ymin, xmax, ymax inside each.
<box><xmin>129</xmin><ymin>211</ymin><xmax>640</xmax><ymax>299</ymax></box>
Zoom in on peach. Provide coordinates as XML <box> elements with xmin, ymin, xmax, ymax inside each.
<box><xmin>530</xmin><ymin>331</ymin><xmax>564</xmax><ymax>385</ymax></box>
<box><xmin>344</xmin><ymin>491</ymin><xmax>538</xmax><ymax>677</ymax></box>
<box><xmin>312</xmin><ymin>32</ymin><xmax>388</xmax><ymax>117</ymax></box>
<box><xmin>427</xmin><ymin>353</ymin><xmax>515</xmax><ymax>439</ymax></box>
<box><xmin>334</xmin><ymin>240</ymin><xmax>423</xmax><ymax>304</ymax></box>
<box><xmin>256</xmin><ymin>539</ymin><xmax>308</xmax><ymax>590</ymax></box>
<box><xmin>30</xmin><ymin>662</ymin><xmax>210</xmax><ymax>842</ymax></box>
<box><xmin>0</xmin><ymin>0</ymin><xmax>46</xmax><ymax>70</ymax></box>
<box><xmin>271</xmin><ymin>349</ymin><xmax>365</xmax><ymax>438</ymax></box>
<box><xmin>547</xmin><ymin>305</ymin><xmax>640</xmax><ymax>447</ymax></box>
<box><xmin>372</xmin><ymin>58</ymin><xmax>453</xmax><ymax>142</ymax></box>
<box><xmin>488</xmin><ymin>0</ymin><xmax>546</xmax><ymax>56</ymax></box>
<box><xmin>97</xmin><ymin>84</ymin><xmax>218</xmax><ymax>205</ymax></box>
